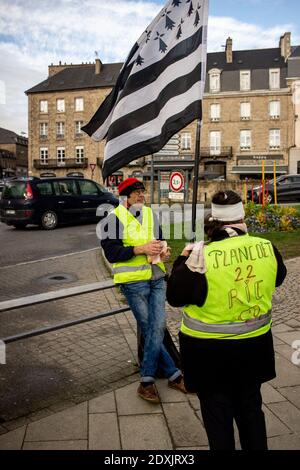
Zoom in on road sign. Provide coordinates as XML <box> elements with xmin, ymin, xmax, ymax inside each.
<box><xmin>90</xmin><ymin>163</ymin><xmax>96</xmax><ymax>171</ymax></box>
<box><xmin>169</xmin><ymin>172</ymin><xmax>184</xmax><ymax>193</ymax></box>
<box><xmin>169</xmin><ymin>192</ymin><xmax>184</xmax><ymax>201</ymax></box>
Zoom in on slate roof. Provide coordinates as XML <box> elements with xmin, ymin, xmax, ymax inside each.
<box><xmin>26</xmin><ymin>46</ymin><xmax>299</xmax><ymax>95</ymax></box>
<box><xmin>0</xmin><ymin>127</ymin><xmax>21</xmax><ymax>144</ymax></box>
<box><xmin>26</xmin><ymin>63</ymin><xmax>123</xmax><ymax>94</ymax></box>
<box><xmin>207</xmin><ymin>47</ymin><xmax>286</xmax><ymax>71</ymax></box>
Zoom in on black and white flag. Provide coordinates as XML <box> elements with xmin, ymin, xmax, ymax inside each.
<box><xmin>82</xmin><ymin>0</ymin><xmax>209</xmax><ymax>180</ymax></box>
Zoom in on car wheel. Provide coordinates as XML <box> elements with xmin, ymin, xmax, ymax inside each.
<box><xmin>266</xmin><ymin>192</ymin><xmax>274</xmax><ymax>204</ymax></box>
<box><xmin>13</xmin><ymin>222</ymin><xmax>27</xmax><ymax>229</ymax></box>
<box><xmin>41</xmin><ymin>210</ymin><xmax>58</xmax><ymax>230</ymax></box>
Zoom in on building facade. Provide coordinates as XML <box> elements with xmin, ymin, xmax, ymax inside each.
<box><xmin>26</xmin><ymin>33</ymin><xmax>300</xmax><ymax>195</ymax></box>
<box><xmin>0</xmin><ymin>127</ymin><xmax>28</xmax><ymax>178</ymax></box>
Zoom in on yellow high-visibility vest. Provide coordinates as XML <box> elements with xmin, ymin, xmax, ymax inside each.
<box><xmin>181</xmin><ymin>235</ymin><xmax>277</xmax><ymax>339</ymax></box>
<box><xmin>112</xmin><ymin>204</ymin><xmax>166</xmax><ymax>284</ymax></box>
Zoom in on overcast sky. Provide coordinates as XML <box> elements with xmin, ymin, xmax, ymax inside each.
<box><xmin>0</xmin><ymin>0</ymin><xmax>300</xmax><ymax>135</ymax></box>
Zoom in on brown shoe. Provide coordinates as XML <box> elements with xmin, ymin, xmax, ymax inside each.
<box><xmin>137</xmin><ymin>383</ymin><xmax>160</xmax><ymax>403</ymax></box>
<box><xmin>168</xmin><ymin>377</ymin><xmax>187</xmax><ymax>394</ymax></box>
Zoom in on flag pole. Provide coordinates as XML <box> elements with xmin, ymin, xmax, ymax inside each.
<box><xmin>191</xmin><ymin>118</ymin><xmax>202</xmax><ymax>242</ymax></box>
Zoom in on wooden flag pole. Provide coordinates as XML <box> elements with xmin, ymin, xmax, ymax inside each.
<box><xmin>191</xmin><ymin>118</ymin><xmax>202</xmax><ymax>241</ymax></box>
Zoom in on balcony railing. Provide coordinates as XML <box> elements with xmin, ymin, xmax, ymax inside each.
<box><xmin>200</xmin><ymin>147</ymin><xmax>233</xmax><ymax>158</ymax></box>
<box><xmin>33</xmin><ymin>158</ymin><xmax>88</xmax><ymax>169</ymax></box>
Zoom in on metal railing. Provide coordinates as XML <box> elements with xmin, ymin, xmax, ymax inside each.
<box><xmin>0</xmin><ymin>280</ymin><xmax>130</xmax><ymax>345</ymax></box>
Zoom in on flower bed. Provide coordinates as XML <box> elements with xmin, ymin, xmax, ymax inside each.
<box><xmin>245</xmin><ymin>203</ymin><xmax>300</xmax><ymax>233</ymax></box>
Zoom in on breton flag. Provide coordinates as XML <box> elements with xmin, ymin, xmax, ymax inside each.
<box><xmin>82</xmin><ymin>0</ymin><xmax>209</xmax><ymax>180</ymax></box>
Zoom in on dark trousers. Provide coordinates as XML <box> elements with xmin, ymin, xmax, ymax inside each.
<box><xmin>197</xmin><ymin>383</ymin><xmax>268</xmax><ymax>450</ymax></box>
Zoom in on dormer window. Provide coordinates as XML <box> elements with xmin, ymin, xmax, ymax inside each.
<box><xmin>269</xmin><ymin>69</ymin><xmax>280</xmax><ymax>90</ymax></box>
<box><xmin>209</xmin><ymin>69</ymin><xmax>221</xmax><ymax>93</ymax></box>
<box><xmin>240</xmin><ymin>71</ymin><xmax>251</xmax><ymax>91</ymax></box>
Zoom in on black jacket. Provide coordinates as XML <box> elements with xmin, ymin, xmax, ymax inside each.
<box><xmin>166</xmin><ymin>230</ymin><xmax>287</xmax><ymax>393</ymax></box>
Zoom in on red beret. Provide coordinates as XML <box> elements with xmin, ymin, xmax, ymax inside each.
<box><xmin>118</xmin><ymin>177</ymin><xmax>145</xmax><ymax>196</ymax></box>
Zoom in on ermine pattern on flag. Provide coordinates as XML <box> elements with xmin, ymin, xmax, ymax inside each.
<box><xmin>82</xmin><ymin>0</ymin><xmax>209</xmax><ymax>179</ymax></box>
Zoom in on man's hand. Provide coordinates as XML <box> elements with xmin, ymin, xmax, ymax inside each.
<box><xmin>134</xmin><ymin>240</ymin><xmax>163</xmax><ymax>256</ymax></box>
<box><xmin>160</xmin><ymin>246</ymin><xmax>171</xmax><ymax>262</ymax></box>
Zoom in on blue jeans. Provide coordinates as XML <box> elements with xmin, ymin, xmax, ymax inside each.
<box><xmin>120</xmin><ymin>278</ymin><xmax>180</xmax><ymax>383</ymax></box>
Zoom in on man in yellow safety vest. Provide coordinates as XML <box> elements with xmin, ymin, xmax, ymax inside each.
<box><xmin>101</xmin><ymin>177</ymin><xmax>186</xmax><ymax>403</ymax></box>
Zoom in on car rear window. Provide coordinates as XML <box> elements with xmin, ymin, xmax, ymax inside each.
<box><xmin>2</xmin><ymin>182</ymin><xmax>26</xmax><ymax>199</ymax></box>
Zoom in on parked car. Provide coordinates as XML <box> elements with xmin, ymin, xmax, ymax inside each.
<box><xmin>248</xmin><ymin>174</ymin><xmax>300</xmax><ymax>204</ymax></box>
<box><xmin>0</xmin><ymin>177</ymin><xmax>119</xmax><ymax>230</ymax></box>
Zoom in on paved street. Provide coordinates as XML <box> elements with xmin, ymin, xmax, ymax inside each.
<box><xmin>0</xmin><ymin>221</ymin><xmax>100</xmax><ymax>267</ymax></box>
<box><xmin>0</xmin><ymin>223</ymin><xmax>299</xmax><ymax>449</ymax></box>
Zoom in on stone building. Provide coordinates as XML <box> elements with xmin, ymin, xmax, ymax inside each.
<box><xmin>26</xmin><ymin>33</ymin><xmax>300</xmax><ymax>199</ymax></box>
<box><xmin>0</xmin><ymin>127</ymin><xmax>28</xmax><ymax>178</ymax></box>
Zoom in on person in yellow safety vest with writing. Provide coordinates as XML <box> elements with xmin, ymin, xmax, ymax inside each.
<box><xmin>167</xmin><ymin>190</ymin><xmax>287</xmax><ymax>450</ymax></box>
<box><xmin>100</xmin><ymin>177</ymin><xmax>186</xmax><ymax>403</ymax></box>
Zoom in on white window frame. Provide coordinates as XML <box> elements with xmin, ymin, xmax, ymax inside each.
<box><xmin>39</xmin><ymin>100</ymin><xmax>48</xmax><ymax>113</ymax></box>
<box><xmin>39</xmin><ymin>122</ymin><xmax>48</xmax><ymax>137</ymax></box>
<box><xmin>56</xmin><ymin>98</ymin><xmax>65</xmax><ymax>113</ymax></box>
<box><xmin>269</xmin><ymin>68</ymin><xmax>280</xmax><ymax>90</ymax></box>
<box><xmin>240</xmin><ymin>130</ymin><xmax>251</xmax><ymax>150</ymax></box>
<box><xmin>75</xmin><ymin>97</ymin><xmax>84</xmax><ymax>112</ymax></box>
<box><xmin>209</xmin><ymin>72</ymin><xmax>221</xmax><ymax>93</ymax></box>
<box><xmin>269</xmin><ymin>129</ymin><xmax>281</xmax><ymax>149</ymax></box>
<box><xmin>57</xmin><ymin>147</ymin><xmax>65</xmax><ymax>164</ymax></box>
<box><xmin>240</xmin><ymin>102</ymin><xmax>251</xmax><ymax>120</ymax></box>
<box><xmin>210</xmin><ymin>104</ymin><xmax>220</xmax><ymax>121</ymax></box>
<box><xmin>181</xmin><ymin>132</ymin><xmax>191</xmax><ymax>150</ymax></box>
<box><xmin>40</xmin><ymin>147</ymin><xmax>48</xmax><ymax>164</ymax></box>
<box><xmin>75</xmin><ymin>146</ymin><xmax>84</xmax><ymax>163</ymax></box>
<box><xmin>269</xmin><ymin>100</ymin><xmax>280</xmax><ymax>119</ymax></box>
<box><xmin>75</xmin><ymin>121</ymin><xmax>83</xmax><ymax>134</ymax></box>
<box><xmin>240</xmin><ymin>71</ymin><xmax>251</xmax><ymax>91</ymax></box>
<box><xmin>56</xmin><ymin>122</ymin><xmax>65</xmax><ymax>137</ymax></box>
<box><xmin>209</xmin><ymin>131</ymin><xmax>221</xmax><ymax>155</ymax></box>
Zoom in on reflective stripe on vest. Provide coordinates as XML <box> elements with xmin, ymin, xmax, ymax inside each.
<box><xmin>112</xmin><ymin>265</ymin><xmax>150</xmax><ymax>274</ymax></box>
<box><xmin>182</xmin><ymin>311</ymin><xmax>272</xmax><ymax>335</ymax></box>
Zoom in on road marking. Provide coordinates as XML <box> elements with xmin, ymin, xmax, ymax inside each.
<box><xmin>0</xmin><ymin>247</ymin><xmax>100</xmax><ymax>270</ymax></box>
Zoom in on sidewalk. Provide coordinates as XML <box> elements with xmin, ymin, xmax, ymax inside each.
<box><xmin>0</xmin><ymin>257</ymin><xmax>299</xmax><ymax>450</ymax></box>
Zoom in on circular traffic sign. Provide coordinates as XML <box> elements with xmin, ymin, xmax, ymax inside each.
<box><xmin>169</xmin><ymin>172</ymin><xmax>184</xmax><ymax>192</ymax></box>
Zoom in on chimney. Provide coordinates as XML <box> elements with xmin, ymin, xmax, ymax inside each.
<box><xmin>95</xmin><ymin>58</ymin><xmax>102</xmax><ymax>74</ymax></box>
<box><xmin>226</xmin><ymin>37</ymin><xmax>233</xmax><ymax>64</ymax></box>
<box><xmin>280</xmin><ymin>32</ymin><xmax>291</xmax><ymax>61</ymax></box>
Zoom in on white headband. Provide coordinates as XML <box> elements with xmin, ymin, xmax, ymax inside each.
<box><xmin>211</xmin><ymin>202</ymin><xmax>245</xmax><ymax>222</ymax></box>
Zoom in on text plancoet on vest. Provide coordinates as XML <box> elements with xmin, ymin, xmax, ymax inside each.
<box><xmin>208</xmin><ymin>242</ymin><xmax>274</xmax><ymax>269</ymax></box>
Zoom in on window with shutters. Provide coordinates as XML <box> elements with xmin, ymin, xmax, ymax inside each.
<box><xmin>269</xmin><ymin>101</ymin><xmax>280</xmax><ymax>119</ymax></box>
<box><xmin>269</xmin><ymin>129</ymin><xmax>281</xmax><ymax>149</ymax></box>
<box><xmin>56</xmin><ymin>98</ymin><xmax>65</xmax><ymax>113</ymax></box>
<box><xmin>210</xmin><ymin>104</ymin><xmax>220</xmax><ymax>121</ymax></box>
<box><xmin>240</xmin><ymin>130</ymin><xmax>251</xmax><ymax>150</ymax></box>
<box><xmin>240</xmin><ymin>102</ymin><xmax>251</xmax><ymax>120</ymax></box>
<box><xmin>181</xmin><ymin>132</ymin><xmax>191</xmax><ymax>150</ymax></box>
